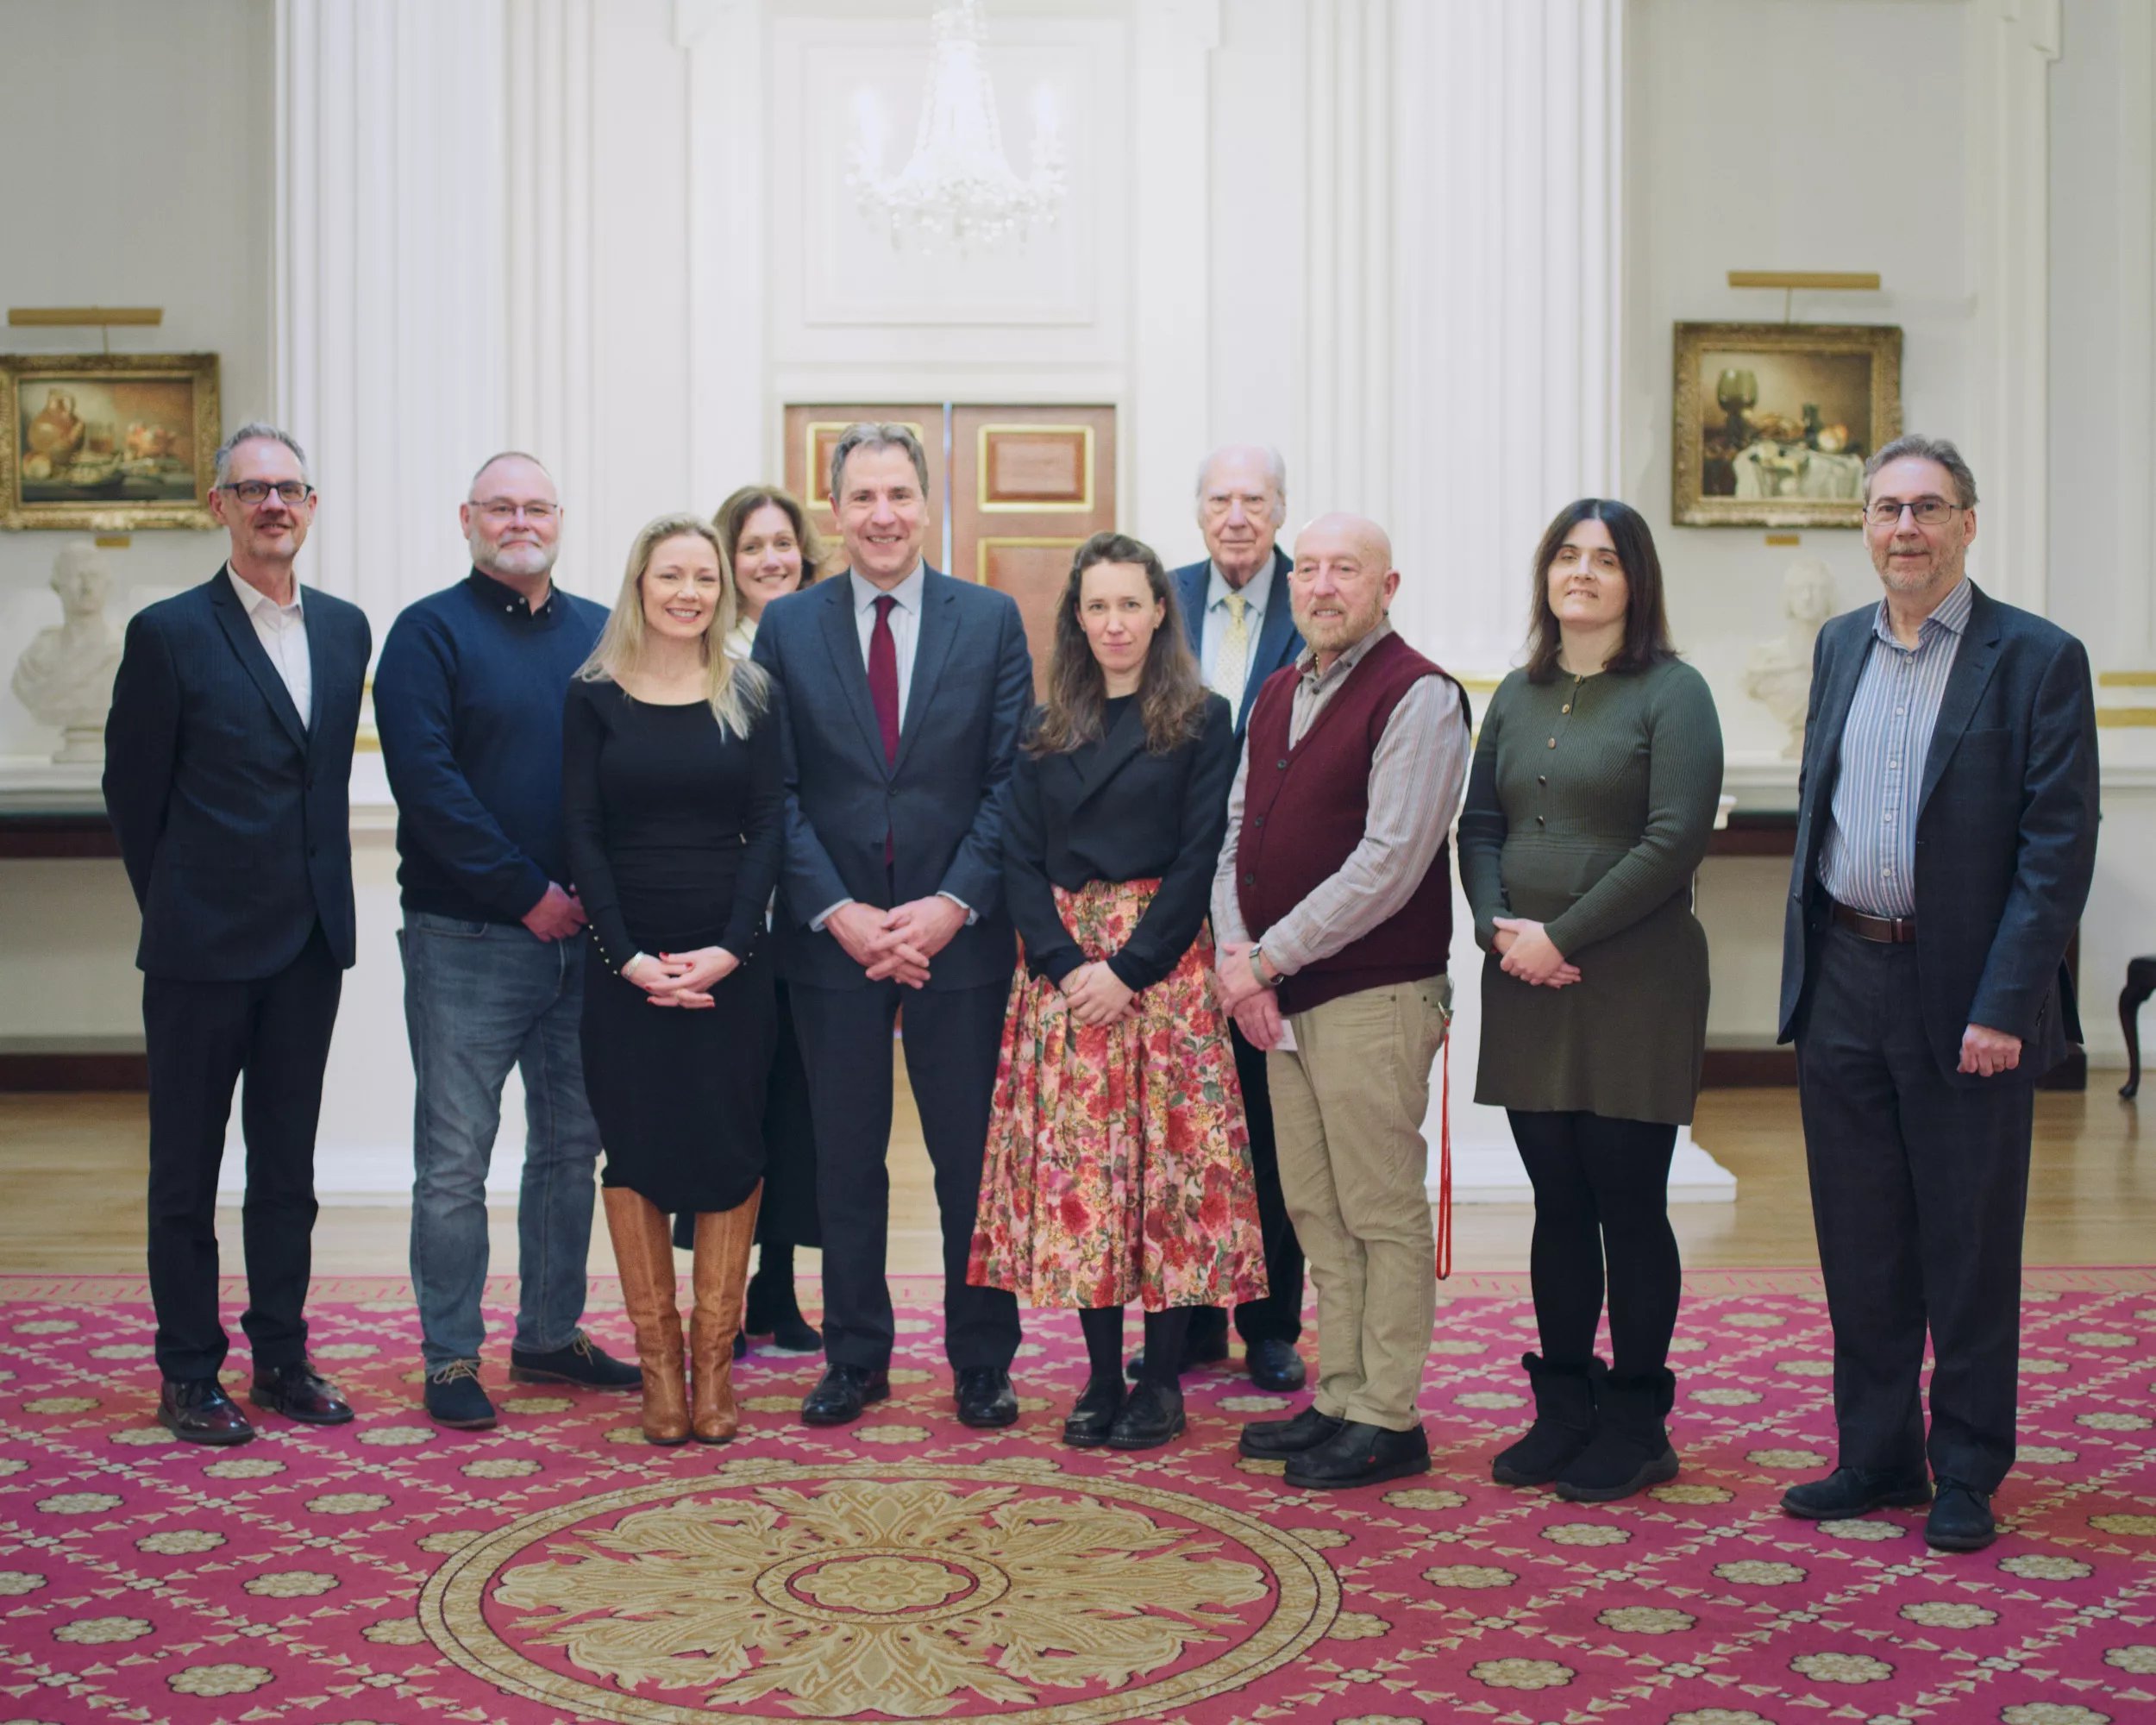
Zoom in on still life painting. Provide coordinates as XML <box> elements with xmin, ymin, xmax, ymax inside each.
<box><xmin>2</xmin><ymin>353</ymin><xmax>220</xmax><ymax>530</ymax></box>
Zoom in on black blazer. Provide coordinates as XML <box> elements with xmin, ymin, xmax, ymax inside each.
<box><xmin>1003</xmin><ymin>693</ymin><xmax>1236</xmax><ymax>992</ymax></box>
<box><xmin>1778</xmin><ymin>581</ymin><xmax>2100</xmax><ymax>1085</ymax></box>
<box><xmin>103</xmin><ymin>568</ymin><xmax>373</xmax><ymax>982</ymax></box>
<box><xmin>751</xmin><ymin>568</ymin><xmax>1031</xmax><ymax>992</ymax></box>
<box><xmin>1170</xmin><ymin>547</ymin><xmax>1303</xmax><ymax>736</ymax></box>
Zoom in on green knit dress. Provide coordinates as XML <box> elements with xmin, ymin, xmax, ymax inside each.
<box><xmin>1457</xmin><ymin>657</ymin><xmax>1725</xmax><ymax>1126</ymax></box>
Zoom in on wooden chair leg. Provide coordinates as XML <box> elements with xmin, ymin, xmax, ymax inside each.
<box><xmin>2123</xmin><ymin>961</ymin><xmax>2156</xmax><ymax>1101</ymax></box>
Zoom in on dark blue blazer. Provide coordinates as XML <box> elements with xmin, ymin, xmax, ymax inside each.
<box><xmin>750</xmin><ymin>568</ymin><xmax>1031</xmax><ymax>992</ymax></box>
<box><xmin>1170</xmin><ymin>545</ymin><xmax>1303</xmax><ymax>736</ymax></box>
<box><xmin>103</xmin><ymin>568</ymin><xmax>373</xmax><ymax>982</ymax></box>
<box><xmin>1777</xmin><ymin>581</ymin><xmax>2100</xmax><ymax>1085</ymax></box>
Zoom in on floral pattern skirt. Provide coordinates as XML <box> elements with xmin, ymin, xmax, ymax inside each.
<box><xmin>967</xmin><ymin>877</ymin><xmax>1268</xmax><ymax>1313</ymax></box>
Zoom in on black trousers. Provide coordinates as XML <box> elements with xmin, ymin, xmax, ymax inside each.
<box><xmin>790</xmin><ymin>976</ymin><xmax>1020</xmax><ymax>1372</ymax></box>
<box><xmin>144</xmin><ymin>924</ymin><xmax>343</xmax><ymax>1383</ymax></box>
<box><xmin>1184</xmin><ymin>1022</ymin><xmax>1306</xmax><ymax>1351</ymax></box>
<box><xmin>1796</xmin><ymin>925</ymin><xmax>2034</xmax><ymax>1493</ymax></box>
<box><xmin>1505</xmin><ymin>1108</ymin><xmax>1681</xmax><ymax>1378</ymax></box>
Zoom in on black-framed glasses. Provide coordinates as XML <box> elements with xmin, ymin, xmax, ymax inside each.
<box><xmin>1865</xmin><ymin>496</ymin><xmax>1960</xmax><ymax>527</ymax></box>
<box><xmin>219</xmin><ymin>480</ymin><xmax>314</xmax><ymax>507</ymax></box>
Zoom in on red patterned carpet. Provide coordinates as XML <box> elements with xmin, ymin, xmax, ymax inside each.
<box><xmin>1</xmin><ymin>1269</ymin><xmax>2153</xmax><ymax>1725</ymax></box>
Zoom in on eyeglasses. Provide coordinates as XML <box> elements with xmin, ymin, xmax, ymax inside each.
<box><xmin>472</xmin><ymin>501</ymin><xmax>559</xmax><ymax>523</ymax></box>
<box><xmin>1865</xmin><ymin>497</ymin><xmax>1961</xmax><ymax>527</ymax></box>
<box><xmin>219</xmin><ymin>480</ymin><xmax>314</xmax><ymax>507</ymax></box>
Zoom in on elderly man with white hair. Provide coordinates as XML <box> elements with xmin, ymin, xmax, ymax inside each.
<box><xmin>1213</xmin><ymin>512</ymin><xmax>1471</xmax><ymax>1488</ymax></box>
<box><xmin>1138</xmin><ymin>444</ymin><xmax>1311</xmax><ymax>1395</ymax></box>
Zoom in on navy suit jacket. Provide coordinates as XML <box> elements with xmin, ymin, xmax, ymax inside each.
<box><xmin>103</xmin><ymin>568</ymin><xmax>373</xmax><ymax>981</ymax></box>
<box><xmin>1778</xmin><ymin>581</ymin><xmax>2100</xmax><ymax>1085</ymax></box>
<box><xmin>751</xmin><ymin>568</ymin><xmax>1031</xmax><ymax>991</ymax></box>
<box><xmin>1171</xmin><ymin>546</ymin><xmax>1303</xmax><ymax>736</ymax></box>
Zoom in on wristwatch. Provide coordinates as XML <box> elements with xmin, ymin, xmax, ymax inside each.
<box><xmin>1249</xmin><ymin>946</ymin><xmax>1281</xmax><ymax>989</ymax></box>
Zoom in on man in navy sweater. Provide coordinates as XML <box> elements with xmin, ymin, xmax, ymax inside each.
<box><xmin>374</xmin><ymin>452</ymin><xmax>636</xmax><ymax>1428</ymax></box>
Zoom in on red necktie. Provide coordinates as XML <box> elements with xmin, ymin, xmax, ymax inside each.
<box><xmin>869</xmin><ymin>595</ymin><xmax>899</xmax><ymax>866</ymax></box>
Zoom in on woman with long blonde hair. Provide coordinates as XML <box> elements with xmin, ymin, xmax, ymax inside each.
<box><xmin>563</xmin><ymin>513</ymin><xmax>783</xmax><ymax>1444</ymax></box>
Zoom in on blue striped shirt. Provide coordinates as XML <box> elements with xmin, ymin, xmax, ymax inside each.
<box><xmin>1817</xmin><ymin>577</ymin><xmax>1973</xmax><ymax>917</ymax></box>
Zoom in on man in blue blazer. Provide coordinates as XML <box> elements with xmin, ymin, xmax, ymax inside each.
<box><xmin>1152</xmin><ymin>443</ymin><xmax>1309</xmax><ymax>1393</ymax></box>
<box><xmin>751</xmin><ymin>423</ymin><xmax>1032</xmax><ymax>1428</ymax></box>
<box><xmin>103</xmin><ymin>424</ymin><xmax>373</xmax><ymax>1445</ymax></box>
<box><xmin>1775</xmin><ymin>436</ymin><xmax>2099</xmax><ymax>1551</ymax></box>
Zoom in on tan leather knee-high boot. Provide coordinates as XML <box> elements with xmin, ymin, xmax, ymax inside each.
<box><xmin>602</xmin><ymin>1186</ymin><xmax>688</xmax><ymax>1445</ymax></box>
<box><xmin>691</xmin><ymin>1184</ymin><xmax>762</xmax><ymax>1443</ymax></box>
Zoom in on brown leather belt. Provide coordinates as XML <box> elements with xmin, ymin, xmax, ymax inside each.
<box><xmin>1831</xmin><ymin>899</ymin><xmax>1917</xmax><ymax>944</ymax></box>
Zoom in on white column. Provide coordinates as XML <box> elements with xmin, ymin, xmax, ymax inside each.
<box><xmin>1963</xmin><ymin>0</ymin><xmax>2059</xmax><ymax>615</ymax></box>
<box><xmin>273</xmin><ymin>0</ymin><xmax>509</xmax><ymax>629</ymax></box>
<box><xmin>1128</xmin><ymin>0</ymin><xmax>1220</xmax><ymax>554</ymax></box>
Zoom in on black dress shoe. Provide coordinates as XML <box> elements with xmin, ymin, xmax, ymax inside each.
<box><xmin>1107</xmin><ymin>1379</ymin><xmax>1186</xmax><ymax>1450</ymax></box>
<box><xmin>1238</xmin><ymin>1405</ymin><xmax>1344</xmax><ymax>1458</ymax></box>
<box><xmin>510</xmin><ymin>1330</ymin><xmax>642</xmax><ymax>1389</ymax></box>
<box><xmin>801</xmin><ymin>1364</ymin><xmax>890</xmax><ymax>1426</ymax></box>
<box><xmin>1284</xmin><ymin>1420</ymin><xmax>1431</xmax><ymax>1490</ymax></box>
<box><xmin>1780</xmin><ymin>1465</ymin><xmax>1933</xmax><ymax>1520</ymax></box>
<box><xmin>1244</xmin><ymin>1339</ymin><xmax>1307</xmax><ymax>1392</ymax></box>
<box><xmin>157</xmin><ymin>1378</ymin><xmax>254</xmax><ymax>1446</ymax></box>
<box><xmin>423</xmin><ymin>1361</ymin><xmax>498</xmax><ymax>1431</ymax></box>
<box><xmin>955</xmin><ymin>1366</ymin><xmax>1019</xmax><ymax>1429</ymax></box>
<box><xmin>1062</xmin><ymin>1375</ymin><xmax>1125</xmax><ymax>1448</ymax></box>
<box><xmin>746</xmin><ymin>1273</ymin><xmax>824</xmax><ymax>1354</ymax></box>
<box><xmin>248</xmin><ymin>1362</ymin><xmax>354</xmax><ymax>1426</ymax></box>
<box><xmin>1925</xmin><ymin>1478</ymin><xmax>1997</xmax><ymax>1552</ymax></box>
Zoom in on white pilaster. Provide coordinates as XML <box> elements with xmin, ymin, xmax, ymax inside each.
<box><xmin>1965</xmin><ymin>0</ymin><xmax>2059</xmax><ymax>615</ymax></box>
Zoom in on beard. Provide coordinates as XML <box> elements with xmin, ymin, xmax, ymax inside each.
<box><xmin>477</xmin><ymin>536</ymin><xmax>558</xmax><ymax>580</ymax></box>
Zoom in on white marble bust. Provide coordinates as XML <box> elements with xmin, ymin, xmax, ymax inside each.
<box><xmin>11</xmin><ymin>541</ymin><xmax>127</xmax><ymax>763</ymax></box>
<box><xmin>1744</xmin><ymin>557</ymin><xmax>1837</xmax><ymax>760</ymax></box>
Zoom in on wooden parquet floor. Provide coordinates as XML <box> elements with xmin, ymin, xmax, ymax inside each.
<box><xmin>2</xmin><ymin>1057</ymin><xmax>2149</xmax><ymax>1277</ymax></box>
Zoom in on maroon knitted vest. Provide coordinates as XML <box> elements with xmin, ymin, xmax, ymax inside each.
<box><xmin>1235</xmin><ymin>630</ymin><xmax>1457</xmax><ymax>1015</ymax></box>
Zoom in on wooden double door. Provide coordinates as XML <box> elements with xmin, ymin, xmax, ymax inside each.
<box><xmin>783</xmin><ymin>404</ymin><xmax>1117</xmax><ymax>696</ymax></box>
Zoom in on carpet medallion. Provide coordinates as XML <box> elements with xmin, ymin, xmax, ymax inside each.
<box><xmin>1</xmin><ymin>1270</ymin><xmax>2153</xmax><ymax>1725</ymax></box>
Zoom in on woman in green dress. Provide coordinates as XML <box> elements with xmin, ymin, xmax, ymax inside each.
<box><xmin>1458</xmin><ymin>498</ymin><xmax>1723</xmax><ymax>1503</ymax></box>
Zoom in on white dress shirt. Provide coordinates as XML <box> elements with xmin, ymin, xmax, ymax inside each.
<box><xmin>1200</xmin><ymin>555</ymin><xmax>1275</xmax><ymax>697</ymax></box>
<box><xmin>849</xmin><ymin>562</ymin><xmax>926</xmax><ymax>725</ymax></box>
<box><xmin>226</xmin><ymin>565</ymin><xmax>311</xmax><ymax>728</ymax></box>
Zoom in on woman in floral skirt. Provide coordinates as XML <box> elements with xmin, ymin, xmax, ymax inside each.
<box><xmin>968</xmin><ymin>530</ymin><xmax>1265</xmax><ymax>1451</ymax></box>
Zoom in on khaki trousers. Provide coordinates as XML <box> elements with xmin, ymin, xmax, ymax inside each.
<box><xmin>1267</xmin><ymin>975</ymin><xmax>1451</xmax><ymax>1432</ymax></box>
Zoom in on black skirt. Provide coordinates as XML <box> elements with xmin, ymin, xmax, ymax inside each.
<box><xmin>580</xmin><ymin>926</ymin><xmax>774</xmax><ymax>1214</ymax></box>
<box><xmin>755</xmin><ymin>980</ymin><xmax>821</xmax><ymax>1246</ymax></box>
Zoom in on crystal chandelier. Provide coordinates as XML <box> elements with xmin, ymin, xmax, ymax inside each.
<box><xmin>850</xmin><ymin>0</ymin><xmax>1065</xmax><ymax>253</ymax></box>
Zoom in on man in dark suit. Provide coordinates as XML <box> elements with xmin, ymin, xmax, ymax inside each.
<box><xmin>1144</xmin><ymin>443</ymin><xmax>1309</xmax><ymax>1393</ymax></box>
<box><xmin>103</xmin><ymin>423</ymin><xmax>374</xmax><ymax>1445</ymax></box>
<box><xmin>1777</xmin><ymin>435</ymin><xmax>2099</xmax><ymax>1551</ymax></box>
<box><xmin>751</xmin><ymin>422</ymin><xmax>1031</xmax><ymax>1428</ymax></box>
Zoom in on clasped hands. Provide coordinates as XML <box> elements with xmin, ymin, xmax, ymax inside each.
<box><xmin>1214</xmin><ymin>939</ymin><xmax>1286</xmax><ymax>1051</ymax></box>
<box><xmin>1492</xmin><ymin>917</ymin><xmax>1583</xmax><ymax>988</ymax></box>
<box><xmin>624</xmin><ymin>945</ymin><xmax>739</xmax><ymax>1008</ymax></box>
<box><xmin>827</xmin><ymin>896</ymin><xmax>969</xmax><ymax>988</ymax></box>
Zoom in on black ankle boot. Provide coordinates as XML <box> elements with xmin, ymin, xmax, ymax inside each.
<box><xmin>745</xmin><ymin>1270</ymin><xmax>822</xmax><ymax>1353</ymax></box>
<box><xmin>1491</xmin><ymin>1353</ymin><xmax>1601</xmax><ymax>1487</ymax></box>
<box><xmin>1552</xmin><ymin>1368</ymin><xmax>1679</xmax><ymax>1502</ymax></box>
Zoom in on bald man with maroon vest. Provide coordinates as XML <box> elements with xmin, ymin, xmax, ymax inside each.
<box><xmin>1213</xmin><ymin>513</ymin><xmax>1471</xmax><ymax>1490</ymax></box>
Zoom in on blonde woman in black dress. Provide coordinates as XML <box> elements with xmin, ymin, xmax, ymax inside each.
<box><xmin>564</xmin><ymin>514</ymin><xmax>782</xmax><ymax>1444</ymax></box>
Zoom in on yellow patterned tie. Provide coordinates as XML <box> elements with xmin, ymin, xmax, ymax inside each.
<box><xmin>1212</xmin><ymin>592</ymin><xmax>1250</xmax><ymax>706</ymax></box>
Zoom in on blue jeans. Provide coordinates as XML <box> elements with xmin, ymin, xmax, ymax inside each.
<box><xmin>398</xmin><ymin>913</ymin><xmax>601</xmax><ymax>1368</ymax></box>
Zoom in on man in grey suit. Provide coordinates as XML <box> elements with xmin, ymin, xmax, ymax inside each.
<box><xmin>103</xmin><ymin>423</ymin><xmax>373</xmax><ymax>1446</ymax></box>
<box><xmin>751</xmin><ymin>423</ymin><xmax>1032</xmax><ymax>1429</ymax></box>
<box><xmin>1145</xmin><ymin>443</ymin><xmax>1309</xmax><ymax>1393</ymax></box>
<box><xmin>1777</xmin><ymin>436</ymin><xmax>2099</xmax><ymax>1551</ymax></box>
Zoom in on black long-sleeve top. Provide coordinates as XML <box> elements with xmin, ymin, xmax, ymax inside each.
<box><xmin>1001</xmin><ymin>693</ymin><xmax>1236</xmax><ymax>991</ymax></box>
<box><xmin>561</xmin><ymin>677</ymin><xmax>785</xmax><ymax>970</ymax></box>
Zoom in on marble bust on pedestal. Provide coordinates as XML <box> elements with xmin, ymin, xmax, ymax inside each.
<box><xmin>11</xmin><ymin>541</ymin><xmax>127</xmax><ymax>764</ymax></box>
<box><xmin>1744</xmin><ymin>557</ymin><xmax>1837</xmax><ymax>760</ymax></box>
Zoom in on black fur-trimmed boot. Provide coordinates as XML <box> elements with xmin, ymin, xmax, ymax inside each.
<box><xmin>1490</xmin><ymin>1353</ymin><xmax>1602</xmax><ymax>1487</ymax></box>
<box><xmin>1551</xmin><ymin>1367</ymin><xmax>1679</xmax><ymax>1502</ymax></box>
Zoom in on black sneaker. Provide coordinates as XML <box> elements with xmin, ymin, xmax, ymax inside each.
<box><xmin>509</xmin><ymin>1330</ymin><xmax>642</xmax><ymax>1389</ymax></box>
<box><xmin>423</xmin><ymin>1361</ymin><xmax>498</xmax><ymax>1431</ymax></box>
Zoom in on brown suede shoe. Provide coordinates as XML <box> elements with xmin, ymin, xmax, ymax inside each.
<box><xmin>158</xmin><ymin>1378</ymin><xmax>255</xmax><ymax>1446</ymax></box>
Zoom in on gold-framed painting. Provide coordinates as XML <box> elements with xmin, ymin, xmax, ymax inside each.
<box><xmin>1</xmin><ymin>352</ymin><xmax>221</xmax><ymax>530</ymax></box>
<box><xmin>1672</xmin><ymin>323</ymin><xmax>1901</xmax><ymax>528</ymax></box>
